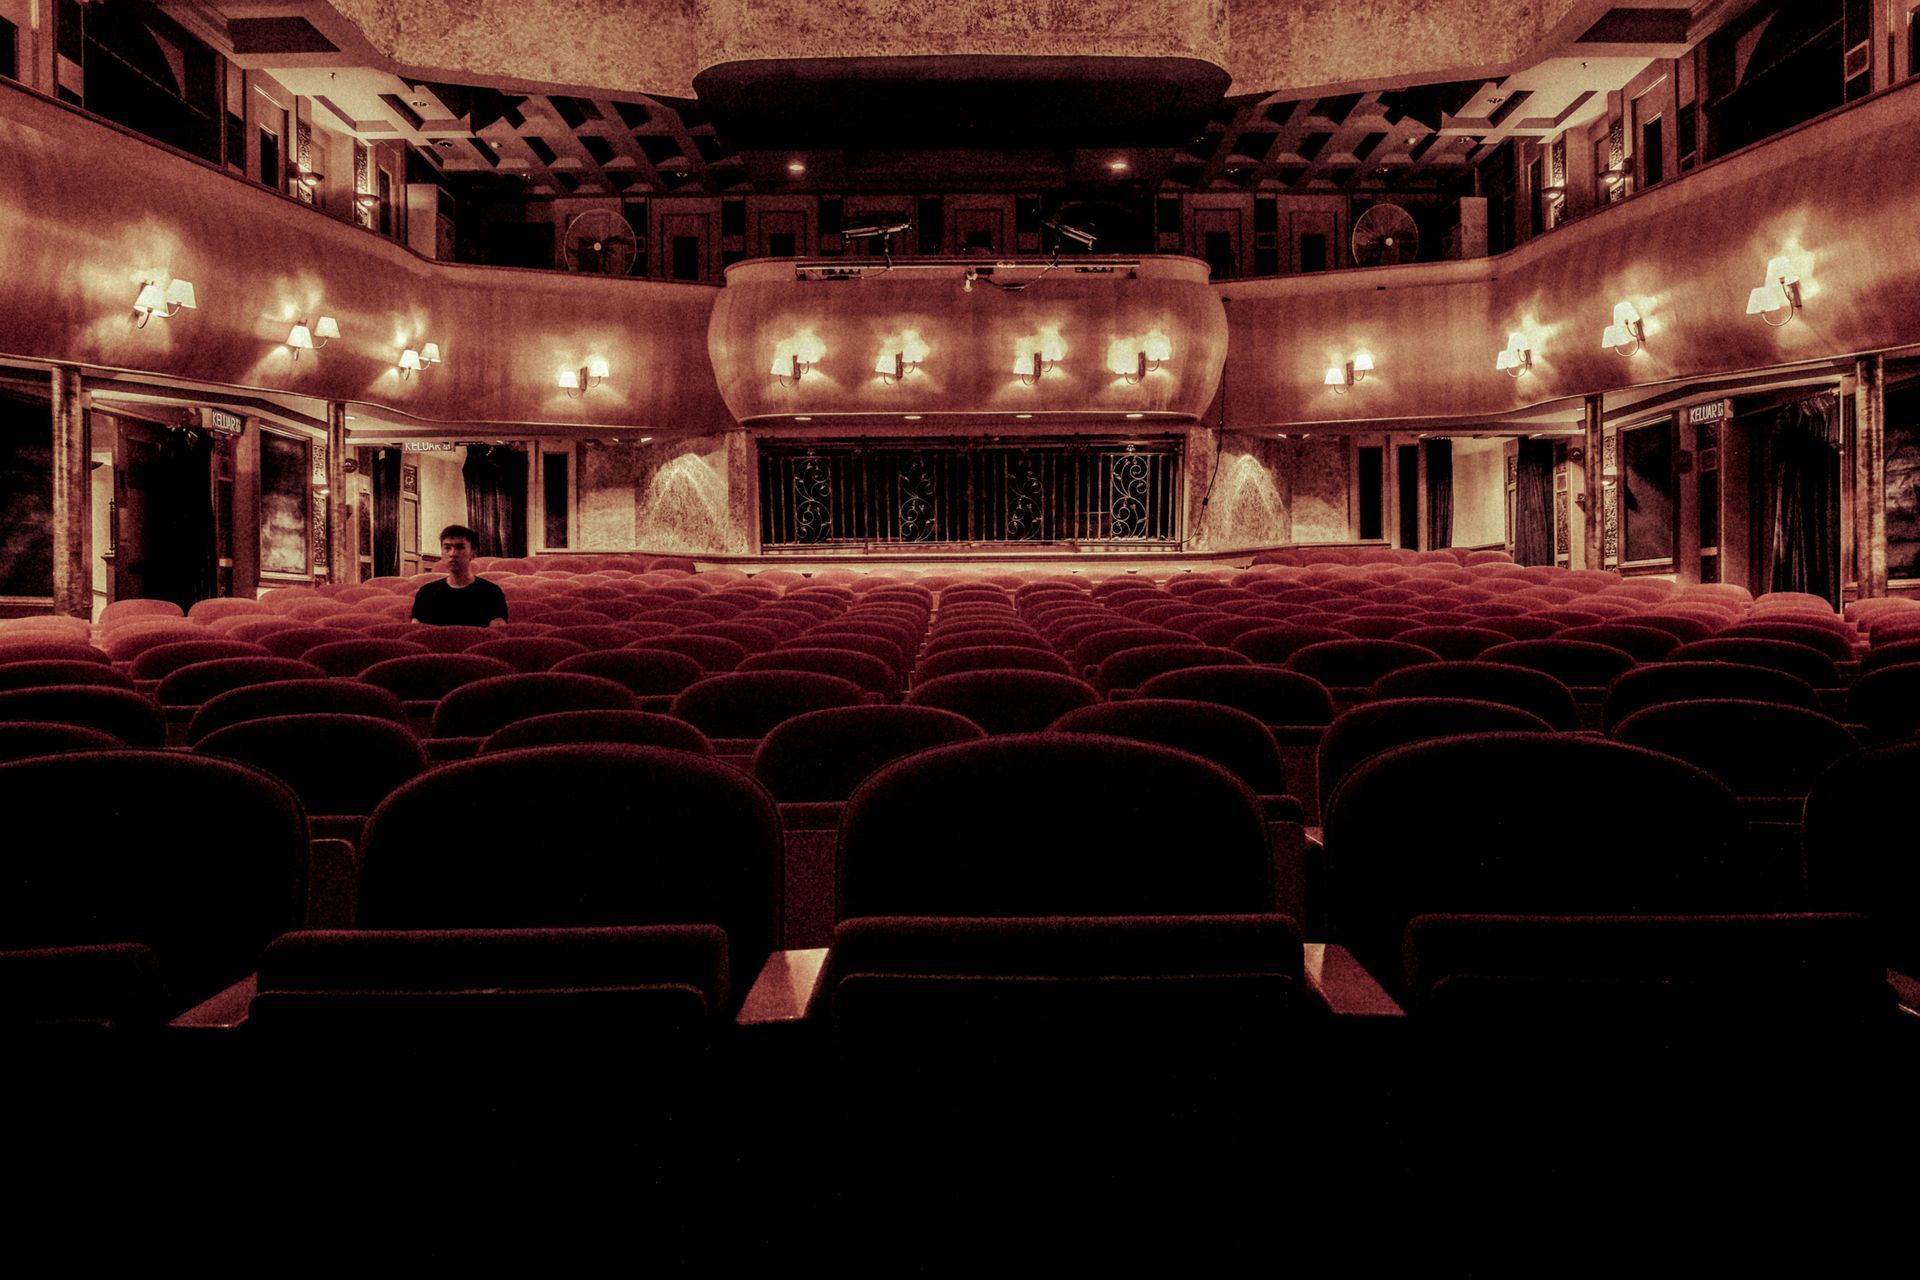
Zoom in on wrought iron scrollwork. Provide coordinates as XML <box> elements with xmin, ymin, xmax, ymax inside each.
<box><xmin>1109</xmin><ymin>446</ymin><xmax>1150</xmax><ymax>539</ymax></box>
<box><xmin>793</xmin><ymin>450</ymin><xmax>833</xmax><ymax>543</ymax></box>
<box><xmin>1006</xmin><ymin>451</ymin><xmax>1043</xmax><ymax>540</ymax></box>
<box><xmin>898</xmin><ymin>453</ymin><xmax>937</xmax><ymax>541</ymax></box>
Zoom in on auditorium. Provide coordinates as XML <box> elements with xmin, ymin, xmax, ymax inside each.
<box><xmin>1</xmin><ymin>0</ymin><xmax>1916</xmax><ymax>1260</ymax></box>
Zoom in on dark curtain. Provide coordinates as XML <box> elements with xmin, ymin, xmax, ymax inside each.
<box><xmin>1424</xmin><ymin>438</ymin><xmax>1453</xmax><ymax>549</ymax></box>
<box><xmin>1514</xmin><ymin>440</ymin><xmax>1556</xmax><ymax>566</ymax></box>
<box><xmin>463</xmin><ymin>444</ymin><xmax>527</xmax><ymax>557</ymax></box>
<box><xmin>145</xmin><ymin>428</ymin><xmax>216</xmax><ymax>609</ymax></box>
<box><xmin>1768</xmin><ymin>393</ymin><xmax>1840</xmax><ymax>603</ymax></box>
<box><xmin>372</xmin><ymin>448</ymin><xmax>401</xmax><ymax>577</ymax></box>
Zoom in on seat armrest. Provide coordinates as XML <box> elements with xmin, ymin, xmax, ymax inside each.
<box><xmin>1891</xmin><ymin>969</ymin><xmax>1920</xmax><ymax>1017</ymax></box>
<box><xmin>170</xmin><ymin>975</ymin><xmax>257</xmax><ymax>1030</ymax></box>
<box><xmin>1303</xmin><ymin>943</ymin><xmax>1403</xmax><ymax>1019</ymax></box>
<box><xmin>736</xmin><ymin>948</ymin><xmax>829</xmax><ymax>1027</ymax></box>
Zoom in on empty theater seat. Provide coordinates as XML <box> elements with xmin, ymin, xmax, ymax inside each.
<box><xmin>0</xmin><ymin>721</ymin><xmax>124</xmax><ymax>762</ymax></box>
<box><xmin>300</xmin><ymin>638</ymin><xmax>432</xmax><ymax>676</ymax></box>
<box><xmin>904</xmin><ymin>670</ymin><xmax>1098</xmax><ymax>735</ymax></box>
<box><xmin>0</xmin><ymin>661</ymin><xmax>136</xmax><ymax>692</ymax></box>
<box><xmin>551</xmin><ymin>649</ymin><xmax>706</xmax><ymax>704</ymax></box>
<box><xmin>1317</xmin><ymin>698</ymin><xmax>1554</xmax><ymax>816</ymax></box>
<box><xmin>187</xmin><ymin>678</ymin><xmax>410</xmax><ymax>745</ymax></box>
<box><xmin>1322</xmin><ymin>732</ymin><xmax>1756</xmax><ymax>993</ymax></box>
<box><xmin>0</xmin><ymin>640</ymin><xmax>111</xmax><ymax>667</ymax></box>
<box><xmin>1369</xmin><ymin>661</ymin><xmax>1581</xmax><ymax>731</ymax></box>
<box><xmin>0</xmin><ymin>685</ymin><xmax>166</xmax><ymax>747</ymax></box>
<box><xmin>194</xmin><ymin>713</ymin><xmax>429</xmax><ymax>842</ymax></box>
<box><xmin>1285</xmin><ymin>639</ymin><xmax>1441</xmax><ymax>693</ymax></box>
<box><xmin>466</xmin><ymin>637</ymin><xmax>591</xmax><ymax>673</ymax></box>
<box><xmin>430</xmin><ymin>673</ymin><xmax>641</xmax><ymax>751</ymax></box>
<box><xmin>127</xmin><ymin>639</ymin><xmax>272</xmax><ymax>683</ymax></box>
<box><xmin>1668</xmin><ymin>637</ymin><xmax>1842</xmax><ymax>688</ymax></box>
<box><xmin>1602</xmin><ymin>660</ymin><xmax>1820</xmax><ymax>732</ymax></box>
<box><xmin>1803</xmin><ymin>742</ymin><xmax>1920</xmax><ymax>978</ymax></box>
<box><xmin>1845</xmin><ymin>665</ymin><xmax>1920</xmax><ymax>741</ymax></box>
<box><xmin>739</xmin><ymin>647</ymin><xmax>900</xmax><ymax>701</ymax></box>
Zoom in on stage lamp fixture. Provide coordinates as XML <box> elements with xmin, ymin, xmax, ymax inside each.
<box><xmin>559</xmin><ymin>356</ymin><xmax>610</xmax><ymax>396</ymax></box>
<box><xmin>287</xmin><ymin>315</ymin><xmax>339</xmax><ymax>361</ymax></box>
<box><xmin>132</xmin><ymin>276</ymin><xmax>196</xmax><ymax>328</ymax></box>
<box><xmin>1323</xmin><ymin>351</ymin><xmax>1375</xmax><ymax>393</ymax></box>
<box><xmin>1601</xmin><ymin>301</ymin><xmax>1644</xmax><ymax>356</ymax></box>
<box><xmin>1746</xmin><ymin>256</ymin><xmax>1802</xmax><ymax>327</ymax></box>
<box><xmin>1495</xmin><ymin>331</ymin><xmax>1532</xmax><ymax>377</ymax></box>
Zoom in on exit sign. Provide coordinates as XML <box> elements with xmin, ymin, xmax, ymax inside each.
<box><xmin>1686</xmin><ymin>401</ymin><xmax>1728</xmax><ymax>425</ymax></box>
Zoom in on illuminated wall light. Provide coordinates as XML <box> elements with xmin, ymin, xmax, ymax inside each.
<box><xmin>287</xmin><ymin>315</ymin><xmax>338</xmax><ymax>361</ymax></box>
<box><xmin>397</xmin><ymin>348</ymin><xmax>423</xmax><ymax>379</ymax></box>
<box><xmin>1323</xmin><ymin>350</ymin><xmax>1374</xmax><ymax>393</ymax></box>
<box><xmin>1746</xmin><ymin>255</ymin><xmax>1803</xmax><ymax>328</ymax></box>
<box><xmin>559</xmin><ymin>356</ymin><xmax>611</xmax><ymax>396</ymax></box>
<box><xmin>1013</xmin><ymin>324</ymin><xmax>1066</xmax><ymax>386</ymax></box>
<box><xmin>1601</xmin><ymin>301</ymin><xmax>1645</xmax><ymax>356</ymax></box>
<box><xmin>874</xmin><ymin>328</ymin><xmax>930</xmax><ymax>383</ymax></box>
<box><xmin>1495</xmin><ymin>331</ymin><xmax>1532</xmax><ymax>377</ymax></box>
<box><xmin>1108</xmin><ymin>328</ymin><xmax>1172</xmax><ymax>384</ymax></box>
<box><xmin>131</xmin><ymin>275</ymin><xmax>196</xmax><ymax>328</ymax></box>
<box><xmin>771</xmin><ymin>329</ymin><xmax>827</xmax><ymax>387</ymax></box>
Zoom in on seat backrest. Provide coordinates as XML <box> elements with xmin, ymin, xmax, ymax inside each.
<box><xmin>356</xmin><ymin>653</ymin><xmax>517</xmax><ymax>702</ymax></box>
<box><xmin>1391</xmin><ymin>626</ymin><xmax>1511</xmax><ymax>661</ymax></box>
<box><xmin>1803</xmin><ymin>742</ymin><xmax>1920</xmax><ymax>976</ymax></box>
<box><xmin>1844</xmin><ymin>664</ymin><xmax>1920</xmax><ymax>739</ymax></box>
<box><xmin>551</xmin><ymin>648</ymin><xmax>705</xmax><ymax>696</ymax></box>
<box><xmin>479</xmin><ymin>710</ymin><xmax>716</xmax><ymax>755</ymax></box>
<box><xmin>752</xmin><ymin>704</ymin><xmax>986</xmax><ymax>802</ymax></box>
<box><xmin>1668</xmin><ymin>638</ymin><xmax>1841</xmax><ymax>687</ymax></box>
<box><xmin>0</xmin><ymin>684</ymin><xmax>166</xmax><ymax>747</ymax></box>
<box><xmin>431</xmin><ymin>672</ymin><xmax>641</xmax><ymax>738</ymax></box>
<box><xmin>1602</xmin><ymin>660</ymin><xmax>1819</xmax><ymax>732</ymax></box>
<box><xmin>1094</xmin><ymin>644</ymin><xmax>1249</xmax><ymax>694</ymax></box>
<box><xmin>301</xmin><ymin>638</ymin><xmax>432</xmax><ymax>676</ymax></box>
<box><xmin>1369</xmin><ymin>661</ymin><xmax>1580</xmax><ymax>731</ymax></box>
<box><xmin>128</xmin><ymin>639</ymin><xmax>273</xmax><ymax>682</ymax></box>
<box><xmin>358</xmin><ymin>744</ymin><xmax>781</xmax><ymax>976</ymax></box>
<box><xmin>630</xmin><ymin>634</ymin><xmax>749</xmax><ymax>673</ymax></box>
<box><xmin>1050</xmin><ymin>699</ymin><xmax>1289</xmax><ymax>796</ymax></box>
<box><xmin>916</xmin><ymin>645</ymin><xmax>1074</xmax><ymax>681</ymax></box>
<box><xmin>1323</xmin><ymin>732</ymin><xmax>1751</xmax><ymax>990</ymax></box>
<box><xmin>1719</xmin><ymin>620</ymin><xmax>1855</xmax><ymax>662</ymax></box>
<box><xmin>1132</xmin><ymin>664</ymin><xmax>1334</xmax><ymax>729</ymax></box>
<box><xmin>1317</xmin><ymin>697</ymin><xmax>1553</xmax><ymax>812</ymax></box>
<box><xmin>0</xmin><ymin>720</ymin><xmax>124</xmax><ymax>762</ymax></box>
<box><xmin>668</xmin><ymin>670</ymin><xmax>869</xmax><ymax>738</ymax></box>
<box><xmin>0</xmin><ymin>660</ymin><xmax>135</xmax><ymax>692</ymax></box>
<box><xmin>466</xmin><ymin>637</ymin><xmax>591</xmax><ymax>674</ymax></box>
<box><xmin>1554</xmin><ymin>624</ymin><xmax>1681</xmax><ymax>663</ymax></box>
<box><xmin>0</xmin><ymin>641</ymin><xmax>110</xmax><ymax>667</ymax></box>
<box><xmin>838</xmin><ymin>734</ymin><xmax>1273</xmax><ymax>919</ymax></box>
<box><xmin>0</xmin><ymin>750</ymin><xmax>307</xmax><ymax>1006</ymax></box>
<box><xmin>1477</xmin><ymin>639</ymin><xmax>1637</xmax><ymax>688</ymax></box>
<box><xmin>903</xmin><ymin>670</ymin><xmax>1098</xmax><ymax>735</ymax></box>
<box><xmin>259</xmin><ymin>627</ymin><xmax>356</xmax><ymax>660</ymax></box>
<box><xmin>1229</xmin><ymin>625</ymin><xmax>1348</xmax><ymax>664</ymax></box>
<box><xmin>194</xmin><ymin>714</ymin><xmax>428</xmax><ymax>819</ymax></box>
<box><xmin>1284</xmin><ymin>639</ymin><xmax>1441</xmax><ymax>689</ymax></box>
<box><xmin>155</xmin><ymin>657</ymin><xmax>328</xmax><ymax>708</ymax></box>
<box><xmin>738</xmin><ymin>647</ymin><xmax>900</xmax><ymax>699</ymax></box>
<box><xmin>187</xmin><ymin>677</ymin><xmax>408</xmax><ymax>744</ymax></box>
<box><xmin>1612</xmin><ymin>699</ymin><xmax>1856</xmax><ymax>798</ymax></box>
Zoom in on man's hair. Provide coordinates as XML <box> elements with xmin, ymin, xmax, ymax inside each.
<box><xmin>439</xmin><ymin>524</ymin><xmax>479</xmax><ymax>546</ymax></box>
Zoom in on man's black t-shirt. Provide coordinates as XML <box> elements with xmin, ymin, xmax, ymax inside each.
<box><xmin>411</xmin><ymin>576</ymin><xmax>509</xmax><ymax>626</ymax></box>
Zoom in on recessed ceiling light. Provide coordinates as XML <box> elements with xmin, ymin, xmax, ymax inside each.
<box><xmin>794</xmin><ymin>416</ymin><xmax>812</xmax><ymax>422</ymax></box>
<box><xmin>1108</xmin><ymin>158</ymin><xmax>1130</xmax><ymax>172</ymax></box>
<box><xmin>903</xmin><ymin>414</ymin><xmax>922</xmax><ymax>421</ymax></box>
<box><xmin>1125</xmin><ymin>413</ymin><xmax>1143</xmax><ymax>420</ymax></box>
<box><xmin>1015</xmin><ymin>413</ymin><xmax>1033</xmax><ymax>420</ymax></box>
<box><xmin>787</xmin><ymin>160</ymin><xmax>805</xmax><ymax>174</ymax></box>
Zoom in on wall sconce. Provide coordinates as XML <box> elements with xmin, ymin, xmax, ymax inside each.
<box><xmin>1323</xmin><ymin>351</ymin><xmax>1374</xmax><ymax>393</ymax></box>
<box><xmin>874</xmin><ymin>329</ymin><xmax>929</xmax><ymax>384</ymax></box>
<box><xmin>1495</xmin><ymin>332</ymin><xmax>1532</xmax><ymax>377</ymax></box>
<box><xmin>396</xmin><ymin>342</ymin><xmax>440</xmax><ymax>380</ymax></box>
<box><xmin>559</xmin><ymin>357</ymin><xmax>610</xmax><ymax>397</ymax></box>
<box><xmin>771</xmin><ymin>331</ymin><xmax>827</xmax><ymax>387</ymax></box>
<box><xmin>1746</xmin><ymin>256</ymin><xmax>1802</xmax><ymax>328</ymax></box>
<box><xmin>1109</xmin><ymin>329</ymin><xmax>1172</xmax><ymax>385</ymax></box>
<box><xmin>354</xmin><ymin>193</ymin><xmax>380</xmax><ymax>212</ymax></box>
<box><xmin>1601</xmin><ymin>301</ymin><xmax>1644</xmax><ymax>356</ymax></box>
<box><xmin>287</xmin><ymin>315</ymin><xmax>339</xmax><ymax>361</ymax></box>
<box><xmin>132</xmin><ymin>276</ymin><xmax>196</xmax><ymax>328</ymax></box>
<box><xmin>1013</xmin><ymin>326</ymin><xmax>1067</xmax><ymax>386</ymax></box>
<box><xmin>295</xmin><ymin>168</ymin><xmax>324</xmax><ymax>189</ymax></box>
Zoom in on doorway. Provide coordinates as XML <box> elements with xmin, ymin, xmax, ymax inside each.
<box><xmin>108</xmin><ymin>415</ymin><xmax>216</xmax><ymax>608</ymax></box>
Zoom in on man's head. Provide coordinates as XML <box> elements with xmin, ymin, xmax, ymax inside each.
<box><xmin>439</xmin><ymin>524</ymin><xmax>479</xmax><ymax>578</ymax></box>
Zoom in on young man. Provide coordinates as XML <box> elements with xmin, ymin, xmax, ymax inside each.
<box><xmin>410</xmin><ymin>525</ymin><xmax>509</xmax><ymax>627</ymax></box>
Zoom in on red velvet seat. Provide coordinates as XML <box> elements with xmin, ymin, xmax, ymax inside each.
<box><xmin>431</xmin><ymin>672</ymin><xmax>640</xmax><ymax>740</ymax></box>
<box><xmin>1284</xmin><ymin>639</ymin><xmax>1441</xmax><ymax>691</ymax></box>
<box><xmin>631</xmin><ymin>634</ymin><xmax>749</xmax><ymax>673</ymax></box>
<box><xmin>0</xmin><ymin>641</ymin><xmax>111</xmax><ymax>667</ymax></box>
<box><xmin>739</xmin><ymin>647</ymin><xmax>900</xmax><ymax>700</ymax></box>
<box><xmin>1317</xmin><ymin>697</ymin><xmax>1553</xmax><ymax>814</ymax></box>
<box><xmin>466</xmin><ymin>637</ymin><xmax>591</xmax><ymax>674</ymax></box>
<box><xmin>1369</xmin><ymin>661</ymin><xmax>1580</xmax><ymax>731</ymax></box>
<box><xmin>905</xmin><ymin>670</ymin><xmax>1098</xmax><ymax>736</ymax></box>
<box><xmin>1601</xmin><ymin>661</ymin><xmax>1819</xmax><ymax>733</ymax></box>
<box><xmin>552</xmin><ymin>648</ymin><xmax>705</xmax><ymax>700</ymax></box>
<box><xmin>155</xmin><ymin>658</ymin><xmax>328</xmax><ymax>710</ymax></box>
<box><xmin>1230</xmin><ymin>625</ymin><xmax>1349</xmax><ymax>664</ymax></box>
<box><xmin>188</xmin><ymin>677</ymin><xmax>410</xmax><ymax>744</ymax></box>
<box><xmin>301</xmin><ymin>638</ymin><xmax>432</xmax><ymax>677</ymax></box>
<box><xmin>480</xmin><ymin>710</ymin><xmax>716</xmax><ymax>756</ymax></box>
<box><xmin>1094</xmin><ymin>643</ymin><xmax>1249</xmax><ymax>696</ymax></box>
<box><xmin>1477</xmin><ymin>639</ymin><xmax>1637</xmax><ymax>690</ymax></box>
<box><xmin>0</xmin><ymin>720</ymin><xmax>124</xmax><ymax>762</ymax></box>
<box><xmin>1667</xmin><ymin>638</ymin><xmax>1841</xmax><ymax>688</ymax></box>
<box><xmin>0</xmin><ymin>660</ymin><xmax>135</xmax><ymax>692</ymax></box>
<box><xmin>1393</xmin><ymin>626</ymin><xmax>1511</xmax><ymax>661</ymax></box>
<box><xmin>670</xmin><ymin>670</ymin><xmax>869</xmax><ymax>740</ymax></box>
<box><xmin>194</xmin><ymin>713</ymin><xmax>428</xmax><ymax>840</ymax></box>
<box><xmin>261</xmin><ymin>627</ymin><xmax>357</xmax><ymax>660</ymax></box>
<box><xmin>128</xmin><ymin>639</ymin><xmax>271</xmax><ymax>682</ymax></box>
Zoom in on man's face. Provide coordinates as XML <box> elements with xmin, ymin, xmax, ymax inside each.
<box><xmin>441</xmin><ymin>537</ymin><xmax>473</xmax><ymax>572</ymax></box>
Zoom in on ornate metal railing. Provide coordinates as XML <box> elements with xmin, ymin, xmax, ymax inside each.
<box><xmin>758</xmin><ymin>438</ymin><xmax>1183</xmax><ymax>549</ymax></box>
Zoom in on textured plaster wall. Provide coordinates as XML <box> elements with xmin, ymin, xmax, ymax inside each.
<box><xmin>1283</xmin><ymin>438</ymin><xmax>1351</xmax><ymax>543</ymax></box>
<box><xmin>322</xmin><ymin>0</ymin><xmax>1585</xmax><ymax>97</ymax></box>
<box><xmin>577</xmin><ymin>442</ymin><xmax>646</xmax><ymax>549</ymax></box>
<box><xmin>1449</xmin><ymin>437</ymin><xmax>1507</xmax><ymax>548</ymax></box>
<box><xmin>1191</xmin><ymin>433</ymin><xmax>1290</xmax><ymax>550</ymax></box>
<box><xmin>612</xmin><ymin>433</ymin><xmax>752</xmax><ymax>555</ymax></box>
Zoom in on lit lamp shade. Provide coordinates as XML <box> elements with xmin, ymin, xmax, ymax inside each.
<box><xmin>1351</xmin><ymin>351</ymin><xmax>1375</xmax><ymax>375</ymax></box>
<box><xmin>1495</xmin><ymin>348</ymin><xmax>1521</xmax><ymax>371</ymax></box>
<box><xmin>557</xmin><ymin>368</ymin><xmax>581</xmax><ymax>389</ymax></box>
<box><xmin>420</xmin><ymin>343</ymin><xmax>442</xmax><ymax>364</ymax></box>
<box><xmin>1600</xmin><ymin>324</ymin><xmax>1627</xmax><ymax>349</ymax></box>
<box><xmin>1765</xmin><ymin>256</ymin><xmax>1799</xmax><ymax>286</ymax></box>
<box><xmin>314</xmin><ymin>316</ymin><xmax>341</xmax><ymax>342</ymax></box>
<box><xmin>1746</xmin><ymin>284</ymin><xmax>1790</xmax><ymax>315</ymax></box>
<box><xmin>1323</xmin><ymin>366</ymin><xmax>1346</xmax><ymax>386</ymax></box>
<box><xmin>134</xmin><ymin>283</ymin><xmax>167</xmax><ymax>314</ymax></box>
<box><xmin>164</xmin><ymin>279</ymin><xmax>196</xmax><ymax>310</ymax></box>
<box><xmin>288</xmin><ymin>323</ymin><xmax>314</xmax><ymax>350</ymax></box>
<box><xmin>586</xmin><ymin>357</ymin><xmax>610</xmax><ymax>381</ymax></box>
<box><xmin>399</xmin><ymin>349</ymin><xmax>422</xmax><ymax>371</ymax></box>
<box><xmin>1142</xmin><ymin>329</ymin><xmax>1172</xmax><ymax>365</ymax></box>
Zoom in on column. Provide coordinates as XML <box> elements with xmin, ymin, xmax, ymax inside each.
<box><xmin>327</xmin><ymin>402</ymin><xmax>352</xmax><ymax>584</ymax></box>
<box><xmin>50</xmin><ymin>366</ymin><xmax>88</xmax><ymax>618</ymax></box>
<box><xmin>1581</xmin><ymin>393</ymin><xmax>1605</xmax><ymax>571</ymax></box>
<box><xmin>1859</xmin><ymin>354</ymin><xmax>1888</xmax><ymax>598</ymax></box>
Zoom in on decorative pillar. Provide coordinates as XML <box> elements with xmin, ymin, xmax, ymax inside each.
<box><xmin>327</xmin><ymin>402</ymin><xmax>352</xmax><ymax>583</ymax></box>
<box><xmin>50</xmin><ymin>366</ymin><xmax>88</xmax><ymax>618</ymax></box>
<box><xmin>1582</xmin><ymin>393</ymin><xmax>1605</xmax><ymax>572</ymax></box>
<box><xmin>1858</xmin><ymin>355</ymin><xmax>1888</xmax><ymax>597</ymax></box>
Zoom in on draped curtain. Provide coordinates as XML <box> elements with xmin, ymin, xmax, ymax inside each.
<box><xmin>463</xmin><ymin>444</ymin><xmax>527</xmax><ymax>557</ymax></box>
<box><xmin>371</xmin><ymin>448</ymin><xmax>401</xmax><ymax>577</ymax></box>
<box><xmin>1514</xmin><ymin>440</ymin><xmax>1556</xmax><ymax>566</ymax></box>
<box><xmin>1424</xmin><ymin>438</ymin><xmax>1453</xmax><ymax>549</ymax></box>
<box><xmin>1767</xmin><ymin>393</ymin><xmax>1840</xmax><ymax>603</ymax></box>
<box><xmin>146</xmin><ymin>428</ymin><xmax>216</xmax><ymax>609</ymax></box>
